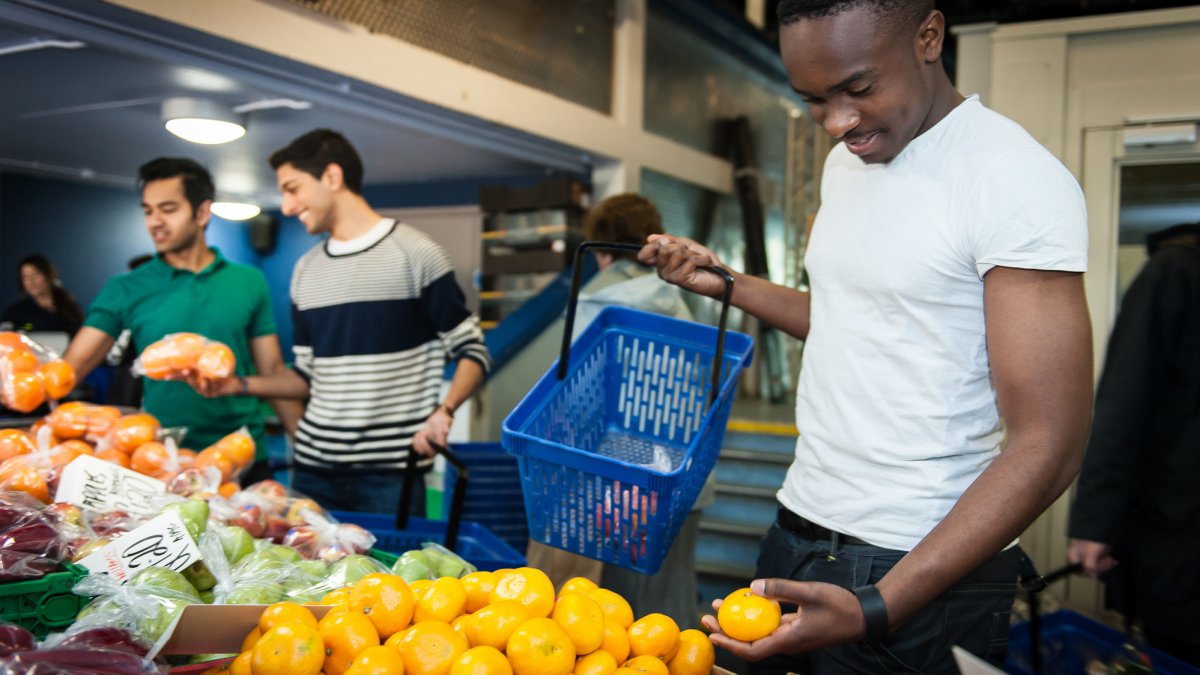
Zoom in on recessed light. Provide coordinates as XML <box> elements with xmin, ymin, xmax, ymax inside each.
<box><xmin>211</xmin><ymin>202</ymin><xmax>261</xmax><ymax>220</ymax></box>
<box><xmin>162</xmin><ymin>97</ymin><xmax>246</xmax><ymax>145</ymax></box>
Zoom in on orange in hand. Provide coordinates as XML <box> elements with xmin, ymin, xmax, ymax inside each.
<box><xmin>196</xmin><ymin>343</ymin><xmax>235</xmax><ymax>380</ymax></box>
<box><xmin>38</xmin><ymin>360</ymin><xmax>76</xmax><ymax>399</ymax></box>
<box><xmin>716</xmin><ymin>588</ymin><xmax>781</xmax><ymax>643</ymax></box>
<box><xmin>1</xmin><ymin>349</ymin><xmax>39</xmax><ymax>374</ymax></box>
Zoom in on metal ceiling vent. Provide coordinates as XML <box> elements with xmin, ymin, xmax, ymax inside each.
<box><xmin>282</xmin><ymin>0</ymin><xmax>615</xmax><ymax>113</ymax></box>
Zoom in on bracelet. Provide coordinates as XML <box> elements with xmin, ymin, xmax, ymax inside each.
<box><xmin>851</xmin><ymin>585</ymin><xmax>889</xmax><ymax>645</ymax></box>
<box><xmin>437</xmin><ymin>403</ymin><xmax>456</xmax><ymax>418</ymax></box>
<box><xmin>237</xmin><ymin>375</ymin><xmax>249</xmax><ymax>395</ymax></box>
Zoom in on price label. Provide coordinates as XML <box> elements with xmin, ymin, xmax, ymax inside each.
<box><xmin>78</xmin><ymin>511</ymin><xmax>202</xmax><ymax>583</ymax></box>
<box><xmin>55</xmin><ymin>455</ymin><xmax>166</xmax><ymax>514</ymax></box>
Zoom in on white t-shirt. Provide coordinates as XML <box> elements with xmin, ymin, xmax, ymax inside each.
<box><xmin>778</xmin><ymin>96</ymin><xmax>1088</xmax><ymax>551</ymax></box>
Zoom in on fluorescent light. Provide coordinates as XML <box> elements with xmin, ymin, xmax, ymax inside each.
<box><xmin>211</xmin><ymin>202</ymin><xmax>261</xmax><ymax>220</ymax></box>
<box><xmin>162</xmin><ymin>97</ymin><xmax>246</xmax><ymax>145</ymax></box>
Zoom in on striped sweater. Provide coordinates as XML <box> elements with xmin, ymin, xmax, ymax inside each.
<box><xmin>290</xmin><ymin>221</ymin><xmax>490</xmax><ymax>471</ymax></box>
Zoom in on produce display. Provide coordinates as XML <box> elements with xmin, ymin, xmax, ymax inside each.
<box><xmin>0</xmin><ymin>332</ymin><xmax>76</xmax><ymax>414</ymax></box>
<box><xmin>0</xmin><ymin>353</ymin><xmax>754</xmax><ymax>675</ymax></box>
<box><xmin>213</xmin><ymin>570</ymin><xmax>719</xmax><ymax>675</ymax></box>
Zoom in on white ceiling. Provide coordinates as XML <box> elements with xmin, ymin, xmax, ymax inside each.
<box><xmin>0</xmin><ymin>6</ymin><xmax>588</xmax><ymax>207</ymax></box>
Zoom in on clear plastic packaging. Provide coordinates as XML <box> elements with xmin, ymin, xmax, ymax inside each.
<box><xmin>0</xmin><ymin>620</ymin><xmax>161</xmax><ymax>674</ymax></box>
<box><xmin>132</xmin><ymin>333</ymin><xmax>234</xmax><ymax>383</ymax></box>
<box><xmin>0</xmin><ymin>494</ymin><xmax>67</xmax><ymax>580</ymax></box>
<box><xmin>0</xmin><ymin>333</ymin><xmax>77</xmax><ymax>413</ymax></box>
<box><xmin>70</xmin><ymin>567</ymin><xmax>200</xmax><ymax>647</ymax></box>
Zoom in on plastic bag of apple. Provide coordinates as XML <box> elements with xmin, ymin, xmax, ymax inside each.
<box><xmin>0</xmin><ymin>620</ymin><xmax>162</xmax><ymax>674</ymax></box>
<box><xmin>0</xmin><ymin>332</ymin><xmax>77</xmax><ymax>414</ymax></box>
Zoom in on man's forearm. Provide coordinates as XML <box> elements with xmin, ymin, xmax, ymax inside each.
<box><xmin>442</xmin><ymin>358</ymin><xmax>485</xmax><ymax>412</ymax></box>
<box><xmin>725</xmin><ymin>272</ymin><xmax>811</xmax><ymax>341</ymax></box>
<box><xmin>246</xmin><ymin>369</ymin><xmax>310</xmax><ymax>400</ymax></box>
<box><xmin>875</xmin><ymin>431</ymin><xmax>1085</xmax><ymax>629</ymax></box>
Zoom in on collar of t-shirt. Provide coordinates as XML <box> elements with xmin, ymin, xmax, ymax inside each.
<box><xmin>325</xmin><ymin>218</ymin><xmax>395</xmax><ymax>256</ymax></box>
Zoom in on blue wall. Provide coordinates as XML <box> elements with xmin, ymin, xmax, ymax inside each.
<box><xmin>2</xmin><ymin>170</ymin><xmax>571</xmax><ymax>361</ymax></box>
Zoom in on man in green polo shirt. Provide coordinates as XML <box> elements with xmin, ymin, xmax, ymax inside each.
<box><xmin>64</xmin><ymin>158</ymin><xmax>299</xmax><ymax>480</ymax></box>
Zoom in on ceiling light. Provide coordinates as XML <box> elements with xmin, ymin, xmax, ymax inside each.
<box><xmin>162</xmin><ymin>97</ymin><xmax>246</xmax><ymax>145</ymax></box>
<box><xmin>211</xmin><ymin>202</ymin><xmax>261</xmax><ymax>220</ymax></box>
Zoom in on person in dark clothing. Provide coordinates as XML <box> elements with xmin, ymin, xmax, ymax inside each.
<box><xmin>1068</xmin><ymin>221</ymin><xmax>1200</xmax><ymax>667</ymax></box>
<box><xmin>1</xmin><ymin>254</ymin><xmax>84</xmax><ymax>335</ymax></box>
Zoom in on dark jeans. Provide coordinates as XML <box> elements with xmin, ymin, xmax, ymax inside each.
<box><xmin>291</xmin><ymin>467</ymin><xmax>427</xmax><ymax>518</ymax></box>
<box><xmin>749</xmin><ymin>514</ymin><xmax>1018</xmax><ymax>675</ymax></box>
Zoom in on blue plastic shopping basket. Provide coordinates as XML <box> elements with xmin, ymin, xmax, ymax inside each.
<box><xmin>330</xmin><ymin>443</ymin><xmax>525</xmax><ymax>571</ymax></box>
<box><xmin>502</xmin><ymin>242</ymin><xmax>754</xmax><ymax>574</ymax></box>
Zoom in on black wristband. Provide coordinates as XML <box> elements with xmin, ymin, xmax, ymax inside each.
<box><xmin>851</xmin><ymin>585</ymin><xmax>889</xmax><ymax>644</ymax></box>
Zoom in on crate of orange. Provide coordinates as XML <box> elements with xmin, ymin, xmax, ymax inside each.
<box><xmin>134</xmin><ymin>332</ymin><xmax>235</xmax><ymax>382</ymax></box>
<box><xmin>0</xmin><ymin>331</ymin><xmax>77</xmax><ymax>413</ymax></box>
<box><xmin>502</xmin><ymin>242</ymin><xmax>754</xmax><ymax>574</ymax></box>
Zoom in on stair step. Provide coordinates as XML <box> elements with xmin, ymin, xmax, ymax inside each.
<box><xmin>719</xmin><ymin>447</ymin><xmax>792</xmax><ymax>465</ymax></box>
<box><xmin>713</xmin><ymin>459</ymin><xmax>789</xmax><ymax>491</ymax></box>
<box><xmin>699</xmin><ymin>520</ymin><xmax>769</xmax><ymax>538</ymax></box>
<box><xmin>713</xmin><ymin>483</ymin><xmax>777</xmax><ymax>499</ymax></box>
<box><xmin>701</xmin><ymin>490</ymin><xmax>778</xmax><ymax>528</ymax></box>
<box><xmin>721</xmin><ymin>429</ymin><xmax>796</xmax><ymax>456</ymax></box>
<box><xmin>696</xmin><ymin>529</ymin><xmax>763</xmax><ymax>572</ymax></box>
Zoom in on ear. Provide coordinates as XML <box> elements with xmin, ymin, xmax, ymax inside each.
<box><xmin>321</xmin><ymin>163</ymin><xmax>345</xmax><ymax>192</ymax></box>
<box><xmin>195</xmin><ymin>200</ymin><xmax>212</xmax><ymax>229</ymax></box>
<box><xmin>917</xmin><ymin>9</ymin><xmax>945</xmax><ymax>64</ymax></box>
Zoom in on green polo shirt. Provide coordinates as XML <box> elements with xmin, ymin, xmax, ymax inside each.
<box><xmin>85</xmin><ymin>249</ymin><xmax>275</xmax><ymax>455</ymax></box>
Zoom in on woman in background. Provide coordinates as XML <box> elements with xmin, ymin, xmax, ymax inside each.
<box><xmin>1</xmin><ymin>254</ymin><xmax>84</xmax><ymax>335</ymax></box>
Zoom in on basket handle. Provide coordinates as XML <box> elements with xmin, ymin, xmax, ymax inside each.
<box><xmin>559</xmin><ymin>241</ymin><xmax>735</xmax><ymax>406</ymax></box>
<box><xmin>397</xmin><ymin>442</ymin><xmax>468</xmax><ymax>552</ymax></box>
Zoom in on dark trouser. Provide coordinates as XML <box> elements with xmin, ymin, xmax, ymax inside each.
<box><xmin>241</xmin><ymin>459</ymin><xmax>274</xmax><ymax>486</ymax></box>
<box><xmin>749</xmin><ymin>508</ymin><xmax>1018</xmax><ymax>675</ymax></box>
<box><xmin>291</xmin><ymin>466</ymin><xmax>426</xmax><ymax>517</ymax></box>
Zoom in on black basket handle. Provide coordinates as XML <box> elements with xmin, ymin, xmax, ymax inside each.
<box><xmin>397</xmin><ymin>442</ymin><xmax>468</xmax><ymax>551</ymax></box>
<box><xmin>559</xmin><ymin>241</ymin><xmax>735</xmax><ymax>407</ymax></box>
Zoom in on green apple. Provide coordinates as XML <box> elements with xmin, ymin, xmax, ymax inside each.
<box><xmin>215</xmin><ymin>525</ymin><xmax>255</xmax><ymax>565</ymax></box>
<box><xmin>130</xmin><ymin>567</ymin><xmax>201</xmax><ymax>601</ymax></box>
<box><xmin>391</xmin><ymin>553</ymin><xmax>433</xmax><ymax>583</ymax></box>
<box><xmin>224</xmin><ymin>582</ymin><xmax>285</xmax><ymax>605</ymax></box>
<box><xmin>182</xmin><ymin>560</ymin><xmax>217</xmax><ymax>592</ymax></box>
<box><xmin>421</xmin><ymin>545</ymin><xmax>476</xmax><ymax>579</ymax></box>
<box><xmin>296</xmin><ymin>560</ymin><xmax>328</xmax><ymax>580</ymax></box>
<box><xmin>199</xmin><ymin>589</ymin><xmax>215</xmax><ymax>604</ymax></box>
<box><xmin>267</xmin><ymin>544</ymin><xmax>302</xmax><ymax>564</ymax></box>
<box><xmin>327</xmin><ymin>554</ymin><xmax>387</xmax><ymax>588</ymax></box>
<box><xmin>162</xmin><ymin>500</ymin><xmax>209</xmax><ymax>541</ymax></box>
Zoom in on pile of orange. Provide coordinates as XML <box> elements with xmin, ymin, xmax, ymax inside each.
<box><xmin>214</xmin><ymin>568</ymin><xmax>719</xmax><ymax>675</ymax></box>
<box><xmin>0</xmin><ymin>332</ymin><xmax>76</xmax><ymax>413</ymax></box>
<box><xmin>139</xmin><ymin>332</ymin><xmax>235</xmax><ymax>381</ymax></box>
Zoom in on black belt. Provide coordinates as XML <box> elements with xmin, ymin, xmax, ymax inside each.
<box><xmin>777</xmin><ymin>507</ymin><xmax>873</xmax><ymax>547</ymax></box>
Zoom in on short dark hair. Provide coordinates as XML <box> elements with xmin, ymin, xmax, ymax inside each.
<box><xmin>137</xmin><ymin>157</ymin><xmax>215</xmax><ymax>214</ymax></box>
<box><xmin>269</xmin><ymin>129</ymin><xmax>364</xmax><ymax>194</ymax></box>
<box><xmin>583</xmin><ymin>194</ymin><xmax>663</xmax><ymax>261</ymax></box>
<box><xmin>1146</xmin><ymin>222</ymin><xmax>1200</xmax><ymax>255</ymax></box>
<box><xmin>777</xmin><ymin>0</ymin><xmax>934</xmax><ymax>32</ymax></box>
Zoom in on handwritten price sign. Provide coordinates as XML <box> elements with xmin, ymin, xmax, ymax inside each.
<box><xmin>78</xmin><ymin>511</ymin><xmax>202</xmax><ymax>583</ymax></box>
<box><xmin>55</xmin><ymin>455</ymin><xmax>166</xmax><ymax>515</ymax></box>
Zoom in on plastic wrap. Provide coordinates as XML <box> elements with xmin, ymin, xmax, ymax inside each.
<box><xmin>389</xmin><ymin>543</ymin><xmax>476</xmax><ymax>582</ymax></box>
<box><xmin>0</xmin><ymin>620</ymin><xmax>162</xmax><ymax>674</ymax></box>
<box><xmin>0</xmin><ymin>332</ymin><xmax>76</xmax><ymax>413</ymax></box>
<box><xmin>281</xmin><ymin>507</ymin><xmax>375</xmax><ymax>563</ymax></box>
<box><xmin>0</xmin><ymin>495</ymin><xmax>67</xmax><ymax>581</ymax></box>
<box><xmin>133</xmin><ymin>333</ymin><xmax>234</xmax><ymax>383</ymax></box>
<box><xmin>70</xmin><ymin>568</ymin><xmax>200</xmax><ymax>646</ymax></box>
<box><xmin>192</xmin><ymin>429</ymin><xmax>254</xmax><ymax>486</ymax></box>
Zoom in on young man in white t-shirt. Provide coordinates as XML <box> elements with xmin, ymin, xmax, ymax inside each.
<box><xmin>641</xmin><ymin>1</ymin><xmax>1093</xmax><ymax>672</ymax></box>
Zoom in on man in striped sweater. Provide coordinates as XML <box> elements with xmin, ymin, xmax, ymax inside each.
<box><xmin>207</xmin><ymin>129</ymin><xmax>490</xmax><ymax>514</ymax></box>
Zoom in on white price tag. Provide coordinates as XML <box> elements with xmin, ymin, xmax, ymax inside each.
<box><xmin>78</xmin><ymin>511</ymin><xmax>202</xmax><ymax>583</ymax></box>
<box><xmin>54</xmin><ymin>455</ymin><xmax>166</xmax><ymax>514</ymax></box>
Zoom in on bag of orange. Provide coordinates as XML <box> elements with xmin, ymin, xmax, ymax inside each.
<box><xmin>44</xmin><ymin>402</ymin><xmax>123</xmax><ymax>442</ymax></box>
<box><xmin>134</xmin><ymin>332</ymin><xmax>235</xmax><ymax>382</ymax></box>
<box><xmin>0</xmin><ymin>331</ymin><xmax>77</xmax><ymax>413</ymax></box>
<box><xmin>195</xmin><ymin>427</ymin><xmax>256</xmax><ymax>484</ymax></box>
<box><xmin>0</xmin><ymin>426</ymin><xmax>94</xmax><ymax>503</ymax></box>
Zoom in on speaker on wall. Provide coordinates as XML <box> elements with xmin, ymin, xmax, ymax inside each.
<box><xmin>249</xmin><ymin>214</ymin><xmax>279</xmax><ymax>255</ymax></box>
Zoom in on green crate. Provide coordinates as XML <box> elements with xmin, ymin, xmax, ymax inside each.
<box><xmin>0</xmin><ymin>562</ymin><xmax>89</xmax><ymax>639</ymax></box>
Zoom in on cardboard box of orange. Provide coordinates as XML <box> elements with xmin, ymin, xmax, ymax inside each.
<box><xmin>159</xmin><ymin>604</ymin><xmax>740</xmax><ymax>673</ymax></box>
